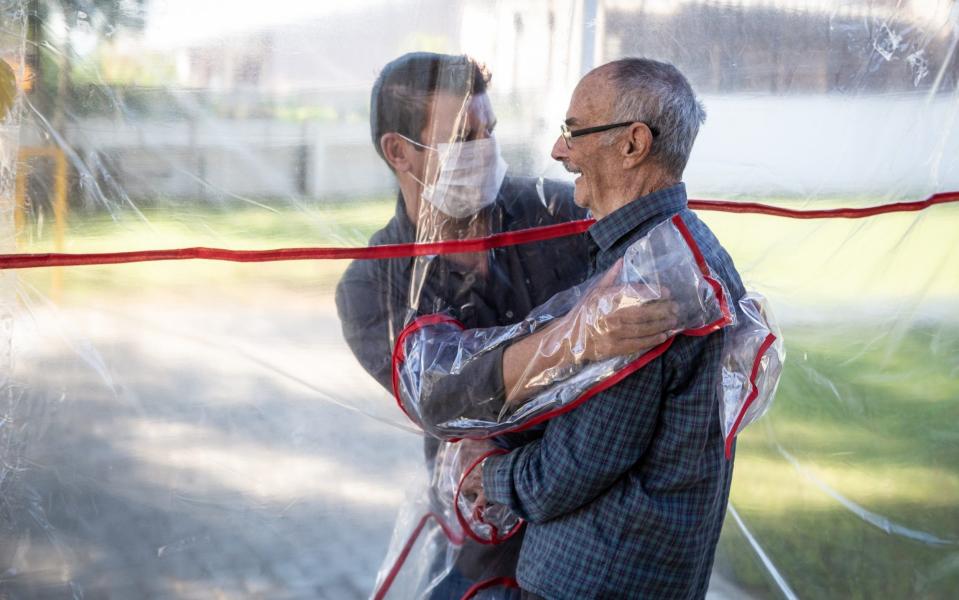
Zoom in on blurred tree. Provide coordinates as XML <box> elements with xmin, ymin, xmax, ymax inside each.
<box><xmin>27</xmin><ymin>0</ymin><xmax>148</xmax><ymax>130</ymax></box>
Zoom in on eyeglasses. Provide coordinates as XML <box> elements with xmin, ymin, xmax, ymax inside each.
<box><xmin>559</xmin><ymin>121</ymin><xmax>660</xmax><ymax>149</ymax></box>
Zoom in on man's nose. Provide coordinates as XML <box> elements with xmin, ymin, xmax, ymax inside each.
<box><xmin>551</xmin><ymin>135</ymin><xmax>568</xmax><ymax>161</ymax></box>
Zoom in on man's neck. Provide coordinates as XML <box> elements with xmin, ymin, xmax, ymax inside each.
<box><xmin>593</xmin><ymin>169</ymin><xmax>678</xmax><ymax>220</ymax></box>
<box><xmin>398</xmin><ymin>176</ymin><xmax>420</xmax><ymax>225</ymax></box>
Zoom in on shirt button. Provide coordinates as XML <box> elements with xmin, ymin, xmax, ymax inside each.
<box><xmin>505</xmin><ymin>310</ymin><xmax>514</xmax><ymax>319</ymax></box>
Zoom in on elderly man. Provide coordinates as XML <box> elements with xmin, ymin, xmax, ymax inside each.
<box><xmin>335</xmin><ymin>53</ymin><xmax>677</xmax><ymax>598</ymax></box>
<box><xmin>479</xmin><ymin>58</ymin><xmax>746</xmax><ymax>600</ymax></box>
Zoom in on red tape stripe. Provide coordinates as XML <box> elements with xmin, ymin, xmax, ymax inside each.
<box><xmin>2</xmin><ymin>191</ymin><xmax>957</xmax><ymax>270</ymax></box>
<box><xmin>0</xmin><ymin>219</ymin><xmax>594</xmax><ymax>270</ymax></box>
<box><xmin>688</xmin><ymin>190</ymin><xmax>959</xmax><ymax>219</ymax></box>
<box><xmin>461</xmin><ymin>576</ymin><xmax>521</xmax><ymax>600</ymax></box>
<box><xmin>670</xmin><ymin>214</ymin><xmax>734</xmax><ymax>336</ymax></box>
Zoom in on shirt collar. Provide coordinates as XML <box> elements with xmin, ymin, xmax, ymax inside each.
<box><xmin>587</xmin><ymin>182</ymin><xmax>688</xmax><ymax>252</ymax></box>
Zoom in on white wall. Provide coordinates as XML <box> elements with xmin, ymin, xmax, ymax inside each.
<box><xmin>18</xmin><ymin>92</ymin><xmax>958</xmax><ymax>204</ymax></box>
<box><xmin>687</xmin><ymin>93</ymin><xmax>959</xmax><ymax>199</ymax></box>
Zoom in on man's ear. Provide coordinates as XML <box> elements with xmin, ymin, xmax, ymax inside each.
<box><xmin>622</xmin><ymin>123</ymin><xmax>653</xmax><ymax>169</ymax></box>
<box><xmin>381</xmin><ymin>132</ymin><xmax>413</xmax><ymax>172</ymax></box>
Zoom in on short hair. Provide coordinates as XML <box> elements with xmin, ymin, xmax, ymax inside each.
<box><xmin>601</xmin><ymin>58</ymin><xmax>706</xmax><ymax>178</ymax></box>
<box><xmin>370</xmin><ymin>52</ymin><xmax>491</xmax><ymax>165</ymax></box>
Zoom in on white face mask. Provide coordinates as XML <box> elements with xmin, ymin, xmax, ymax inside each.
<box><xmin>404</xmin><ymin>135</ymin><xmax>508</xmax><ymax>219</ymax></box>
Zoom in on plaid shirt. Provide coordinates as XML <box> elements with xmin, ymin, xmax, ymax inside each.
<box><xmin>483</xmin><ymin>183</ymin><xmax>745</xmax><ymax>600</ymax></box>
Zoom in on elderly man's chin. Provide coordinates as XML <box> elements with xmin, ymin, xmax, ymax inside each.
<box><xmin>572</xmin><ymin>175</ymin><xmax>592</xmax><ymax>209</ymax></box>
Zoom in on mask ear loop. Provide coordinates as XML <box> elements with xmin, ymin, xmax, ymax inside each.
<box><xmin>396</xmin><ymin>134</ymin><xmax>438</xmax><ymax>196</ymax></box>
<box><xmin>397</xmin><ymin>133</ymin><xmax>437</xmax><ymax>152</ymax></box>
<box><xmin>407</xmin><ymin>170</ymin><xmax>431</xmax><ymax>190</ymax></box>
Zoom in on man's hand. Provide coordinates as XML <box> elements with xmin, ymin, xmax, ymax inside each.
<box><xmin>460</xmin><ymin>459</ymin><xmax>487</xmax><ymax>508</ymax></box>
<box><xmin>457</xmin><ymin>439</ymin><xmax>491</xmax><ymax>507</ymax></box>
<box><xmin>452</xmin><ymin>443</ymin><xmax>522</xmax><ymax>542</ymax></box>
<box><xmin>503</xmin><ymin>258</ymin><xmax>679</xmax><ymax>405</ymax></box>
<box><xmin>553</xmin><ymin>258</ymin><xmax>679</xmax><ymax>364</ymax></box>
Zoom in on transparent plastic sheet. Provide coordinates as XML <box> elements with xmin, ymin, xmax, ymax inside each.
<box><xmin>433</xmin><ymin>441</ymin><xmax>521</xmax><ymax>546</ymax></box>
<box><xmin>375</xmin><ymin>210</ymin><xmax>745</xmax><ymax>598</ymax></box>
<box><xmin>393</xmin><ymin>214</ymin><xmax>733</xmax><ymax>439</ymax></box>
<box><xmin>720</xmin><ymin>292</ymin><xmax>784</xmax><ymax>459</ymax></box>
<box><xmin>367</xmin><ymin>445</ymin><xmax>524</xmax><ymax>600</ymax></box>
<box><xmin>0</xmin><ymin>1</ymin><xmax>956</xmax><ymax>599</ymax></box>
<box><xmin>708</xmin><ymin>208</ymin><xmax>959</xmax><ymax>599</ymax></box>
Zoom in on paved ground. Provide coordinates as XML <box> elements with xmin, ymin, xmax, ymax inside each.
<box><xmin>0</xmin><ymin>291</ymin><xmax>751</xmax><ymax>599</ymax></box>
<box><xmin>1</xmin><ymin>294</ymin><xmax>424</xmax><ymax>599</ymax></box>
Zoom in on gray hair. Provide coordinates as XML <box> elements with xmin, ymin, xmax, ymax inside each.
<box><xmin>600</xmin><ymin>58</ymin><xmax>706</xmax><ymax>179</ymax></box>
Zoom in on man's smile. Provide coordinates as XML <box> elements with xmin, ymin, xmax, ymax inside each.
<box><xmin>562</xmin><ymin>161</ymin><xmax>582</xmax><ymax>180</ymax></box>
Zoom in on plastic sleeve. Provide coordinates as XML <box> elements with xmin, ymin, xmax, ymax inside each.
<box><xmin>419</xmin><ymin>343</ymin><xmax>508</xmax><ymax>428</ymax></box>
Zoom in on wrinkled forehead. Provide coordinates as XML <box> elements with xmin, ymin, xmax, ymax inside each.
<box><xmin>423</xmin><ymin>92</ymin><xmax>495</xmax><ymax>143</ymax></box>
<box><xmin>567</xmin><ymin>70</ymin><xmax>616</xmax><ymax>124</ymax></box>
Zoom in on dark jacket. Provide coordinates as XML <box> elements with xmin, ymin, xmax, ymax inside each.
<box><xmin>334</xmin><ymin>175</ymin><xmax>589</xmax><ymax>583</ymax></box>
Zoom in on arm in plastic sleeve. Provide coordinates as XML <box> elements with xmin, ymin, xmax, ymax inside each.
<box><xmin>394</xmin><ymin>217</ymin><xmax>730</xmax><ymax>438</ymax></box>
<box><xmin>393</xmin><ymin>313</ymin><xmax>541</xmax><ymax>434</ymax></box>
<box><xmin>719</xmin><ymin>292</ymin><xmax>785</xmax><ymax>456</ymax></box>
<box><xmin>336</xmin><ymin>253</ymin><xmax>510</xmax><ymax>422</ymax></box>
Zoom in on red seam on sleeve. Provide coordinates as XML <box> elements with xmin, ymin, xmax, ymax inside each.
<box><xmin>390</xmin><ymin>314</ymin><xmax>465</xmax><ymax>423</ymax></box>
<box><xmin>724</xmin><ymin>332</ymin><xmax>778</xmax><ymax>459</ymax></box>
<box><xmin>453</xmin><ymin>447</ymin><xmax>525</xmax><ymax>545</ymax></box>
<box><xmin>460</xmin><ymin>576</ymin><xmax>521</xmax><ymax>600</ymax></box>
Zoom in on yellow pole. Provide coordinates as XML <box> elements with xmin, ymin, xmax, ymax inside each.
<box><xmin>51</xmin><ymin>148</ymin><xmax>68</xmax><ymax>301</ymax></box>
<box><xmin>14</xmin><ymin>155</ymin><xmax>27</xmax><ymax>248</ymax></box>
<box><xmin>12</xmin><ymin>147</ymin><xmax>70</xmax><ymax>300</ymax></box>
<box><xmin>53</xmin><ymin>148</ymin><xmax>67</xmax><ymax>251</ymax></box>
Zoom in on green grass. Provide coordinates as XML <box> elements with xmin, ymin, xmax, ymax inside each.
<box><xmin>700</xmin><ymin>207</ymin><xmax>959</xmax><ymax>598</ymax></box>
<box><xmin>52</xmin><ymin>197</ymin><xmax>397</xmax><ymax>250</ymax></box>
<box><xmin>698</xmin><ymin>206</ymin><xmax>959</xmax><ymax>305</ymax></box>
<box><xmin>717</xmin><ymin>323</ymin><xmax>959</xmax><ymax>599</ymax></box>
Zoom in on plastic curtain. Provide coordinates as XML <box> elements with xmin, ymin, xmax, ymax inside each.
<box><xmin>1</xmin><ymin>1</ymin><xmax>957</xmax><ymax>599</ymax></box>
